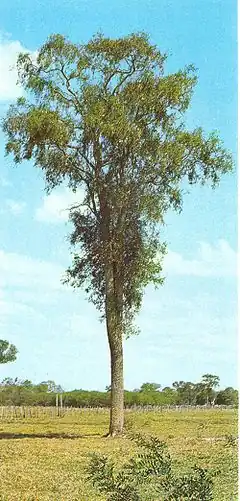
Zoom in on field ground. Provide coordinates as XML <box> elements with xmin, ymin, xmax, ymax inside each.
<box><xmin>0</xmin><ymin>408</ymin><xmax>237</xmax><ymax>500</ymax></box>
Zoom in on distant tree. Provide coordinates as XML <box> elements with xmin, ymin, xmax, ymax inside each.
<box><xmin>38</xmin><ymin>380</ymin><xmax>63</xmax><ymax>393</ymax></box>
<box><xmin>201</xmin><ymin>374</ymin><xmax>220</xmax><ymax>388</ymax></box>
<box><xmin>172</xmin><ymin>381</ymin><xmax>185</xmax><ymax>391</ymax></box>
<box><xmin>162</xmin><ymin>386</ymin><xmax>176</xmax><ymax>397</ymax></box>
<box><xmin>35</xmin><ymin>382</ymin><xmax>49</xmax><ymax>393</ymax></box>
<box><xmin>20</xmin><ymin>379</ymin><xmax>33</xmax><ymax>388</ymax></box>
<box><xmin>200</xmin><ymin>374</ymin><xmax>220</xmax><ymax>405</ymax></box>
<box><xmin>172</xmin><ymin>376</ymin><xmax>221</xmax><ymax>406</ymax></box>
<box><xmin>0</xmin><ymin>340</ymin><xmax>17</xmax><ymax>364</ymax></box>
<box><xmin>140</xmin><ymin>382</ymin><xmax>161</xmax><ymax>392</ymax></box>
<box><xmin>0</xmin><ymin>377</ymin><xmax>18</xmax><ymax>386</ymax></box>
<box><xmin>193</xmin><ymin>382</ymin><xmax>205</xmax><ymax>405</ymax></box>
<box><xmin>216</xmin><ymin>387</ymin><xmax>238</xmax><ymax>406</ymax></box>
<box><xmin>172</xmin><ymin>381</ymin><xmax>197</xmax><ymax>405</ymax></box>
<box><xmin>2</xmin><ymin>33</ymin><xmax>233</xmax><ymax>435</ymax></box>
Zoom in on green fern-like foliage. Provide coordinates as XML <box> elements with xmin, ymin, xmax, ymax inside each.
<box><xmin>86</xmin><ymin>433</ymin><xmax>217</xmax><ymax>500</ymax></box>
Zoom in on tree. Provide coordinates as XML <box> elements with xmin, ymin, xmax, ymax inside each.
<box><xmin>0</xmin><ymin>340</ymin><xmax>17</xmax><ymax>364</ymax></box>
<box><xmin>139</xmin><ymin>382</ymin><xmax>161</xmax><ymax>392</ymax></box>
<box><xmin>2</xmin><ymin>33</ymin><xmax>233</xmax><ymax>435</ymax></box>
<box><xmin>200</xmin><ymin>374</ymin><xmax>220</xmax><ymax>405</ymax></box>
<box><xmin>172</xmin><ymin>380</ymin><xmax>197</xmax><ymax>405</ymax></box>
<box><xmin>0</xmin><ymin>377</ymin><xmax>18</xmax><ymax>386</ymax></box>
<box><xmin>215</xmin><ymin>387</ymin><xmax>238</xmax><ymax>406</ymax></box>
<box><xmin>39</xmin><ymin>380</ymin><xmax>63</xmax><ymax>393</ymax></box>
<box><xmin>21</xmin><ymin>379</ymin><xmax>33</xmax><ymax>388</ymax></box>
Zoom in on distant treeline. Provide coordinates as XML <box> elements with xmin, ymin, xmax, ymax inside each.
<box><xmin>0</xmin><ymin>375</ymin><xmax>237</xmax><ymax>408</ymax></box>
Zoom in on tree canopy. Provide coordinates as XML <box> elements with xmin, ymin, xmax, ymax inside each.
<box><xmin>0</xmin><ymin>340</ymin><xmax>17</xmax><ymax>364</ymax></box>
<box><xmin>2</xmin><ymin>33</ymin><xmax>233</xmax><ymax>332</ymax></box>
<box><xmin>139</xmin><ymin>382</ymin><xmax>161</xmax><ymax>392</ymax></box>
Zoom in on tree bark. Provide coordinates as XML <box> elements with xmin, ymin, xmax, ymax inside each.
<box><xmin>105</xmin><ymin>267</ymin><xmax>124</xmax><ymax>437</ymax></box>
<box><xmin>99</xmin><ymin>186</ymin><xmax>124</xmax><ymax>436</ymax></box>
<box><xmin>107</xmin><ymin>319</ymin><xmax>124</xmax><ymax>436</ymax></box>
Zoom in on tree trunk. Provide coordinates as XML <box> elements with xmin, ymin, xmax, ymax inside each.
<box><xmin>105</xmin><ymin>268</ymin><xmax>124</xmax><ymax>437</ymax></box>
<box><xmin>107</xmin><ymin>322</ymin><xmax>124</xmax><ymax>436</ymax></box>
<box><xmin>99</xmin><ymin>188</ymin><xmax>124</xmax><ymax>436</ymax></box>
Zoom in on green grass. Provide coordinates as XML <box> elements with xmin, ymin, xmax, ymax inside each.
<box><xmin>0</xmin><ymin>408</ymin><xmax>237</xmax><ymax>500</ymax></box>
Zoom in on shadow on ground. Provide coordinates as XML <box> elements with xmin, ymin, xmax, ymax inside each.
<box><xmin>0</xmin><ymin>432</ymin><xmax>101</xmax><ymax>439</ymax></box>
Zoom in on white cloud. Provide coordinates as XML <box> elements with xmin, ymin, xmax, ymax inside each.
<box><xmin>0</xmin><ymin>34</ymin><xmax>36</xmax><ymax>101</ymax></box>
<box><xmin>6</xmin><ymin>199</ymin><xmax>26</xmax><ymax>215</ymax></box>
<box><xmin>0</xmin><ymin>250</ymin><xmax>68</xmax><ymax>335</ymax></box>
<box><xmin>163</xmin><ymin>239</ymin><xmax>236</xmax><ymax>278</ymax></box>
<box><xmin>35</xmin><ymin>188</ymin><xmax>85</xmax><ymax>223</ymax></box>
<box><xmin>0</xmin><ymin>249</ymin><xmax>64</xmax><ymax>290</ymax></box>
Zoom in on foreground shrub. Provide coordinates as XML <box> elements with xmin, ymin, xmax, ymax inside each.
<box><xmin>86</xmin><ymin>433</ymin><xmax>218</xmax><ymax>500</ymax></box>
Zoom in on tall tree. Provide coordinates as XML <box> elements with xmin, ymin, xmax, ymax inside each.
<box><xmin>0</xmin><ymin>340</ymin><xmax>17</xmax><ymax>364</ymax></box>
<box><xmin>2</xmin><ymin>33</ymin><xmax>232</xmax><ymax>435</ymax></box>
<box><xmin>200</xmin><ymin>373</ymin><xmax>220</xmax><ymax>405</ymax></box>
<box><xmin>172</xmin><ymin>380</ymin><xmax>197</xmax><ymax>405</ymax></box>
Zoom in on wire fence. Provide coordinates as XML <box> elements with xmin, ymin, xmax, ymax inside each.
<box><xmin>0</xmin><ymin>404</ymin><xmax>235</xmax><ymax>420</ymax></box>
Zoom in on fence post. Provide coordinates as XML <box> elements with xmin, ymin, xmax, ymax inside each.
<box><xmin>56</xmin><ymin>393</ymin><xmax>59</xmax><ymax>416</ymax></box>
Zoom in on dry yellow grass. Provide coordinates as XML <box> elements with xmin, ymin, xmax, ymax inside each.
<box><xmin>0</xmin><ymin>408</ymin><xmax>237</xmax><ymax>500</ymax></box>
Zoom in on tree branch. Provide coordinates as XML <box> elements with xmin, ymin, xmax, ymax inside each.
<box><xmin>60</xmin><ymin>64</ymin><xmax>82</xmax><ymax>111</ymax></box>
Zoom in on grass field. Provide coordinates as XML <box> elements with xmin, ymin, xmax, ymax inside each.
<box><xmin>0</xmin><ymin>408</ymin><xmax>237</xmax><ymax>500</ymax></box>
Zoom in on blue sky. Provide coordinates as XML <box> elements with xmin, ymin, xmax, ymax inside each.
<box><xmin>0</xmin><ymin>0</ymin><xmax>237</xmax><ymax>391</ymax></box>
